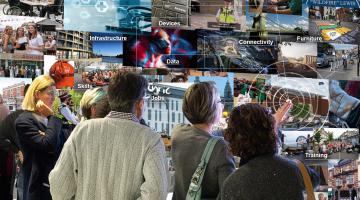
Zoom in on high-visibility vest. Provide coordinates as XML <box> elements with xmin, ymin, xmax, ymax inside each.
<box><xmin>219</xmin><ymin>7</ymin><xmax>235</xmax><ymax>23</ymax></box>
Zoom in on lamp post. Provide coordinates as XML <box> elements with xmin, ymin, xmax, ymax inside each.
<box><xmin>357</xmin><ymin>42</ymin><xmax>359</xmax><ymax>76</ymax></box>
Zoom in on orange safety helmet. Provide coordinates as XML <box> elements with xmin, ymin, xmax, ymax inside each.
<box><xmin>49</xmin><ymin>60</ymin><xmax>75</xmax><ymax>89</ymax></box>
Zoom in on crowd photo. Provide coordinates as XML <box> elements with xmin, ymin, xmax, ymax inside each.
<box><xmin>0</xmin><ymin>71</ymin><xmax>325</xmax><ymax>200</ymax></box>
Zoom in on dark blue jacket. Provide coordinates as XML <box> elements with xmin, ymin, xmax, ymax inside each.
<box><xmin>15</xmin><ymin>111</ymin><xmax>62</xmax><ymax>200</ymax></box>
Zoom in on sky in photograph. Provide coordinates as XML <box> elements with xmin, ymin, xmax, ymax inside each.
<box><xmin>91</xmin><ymin>32</ymin><xmax>124</xmax><ymax>56</ymax></box>
<box><xmin>0</xmin><ymin>78</ymin><xmax>32</xmax><ymax>95</ymax></box>
<box><xmin>246</xmin><ymin>2</ymin><xmax>309</xmax><ymax>31</ymax></box>
<box><xmin>268</xmin><ymin>76</ymin><xmax>329</xmax><ymax>98</ymax></box>
<box><xmin>280</xmin><ymin>42</ymin><xmax>317</xmax><ymax>58</ymax></box>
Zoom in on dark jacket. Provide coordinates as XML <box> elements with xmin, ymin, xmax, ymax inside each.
<box><xmin>221</xmin><ymin>154</ymin><xmax>320</xmax><ymax>200</ymax></box>
<box><xmin>0</xmin><ymin>110</ymin><xmax>24</xmax><ymax>200</ymax></box>
<box><xmin>15</xmin><ymin>111</ymin><xmax>62</xmax><ymax>200</ymax></box>
<box><xmin>171</xmin><ymin>124</ymin><xmax>236</xmax><ymax>200</ymax></box>
<box><xmin>0</xmin><ymin>110</ymin><xmax>24</xmax><ymax>153</ymax></box>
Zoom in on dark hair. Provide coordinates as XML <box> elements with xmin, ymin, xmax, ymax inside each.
<box><xmin>225</xmin><ymin>104</ymin><xmax>276</xmax><ymax>161</ymax></box>
<box><xmin>24</xmin><ymin>84</ymin><xmax>30</xmax><ymax>95</ymax></box>
<box><xmin>93</xmin><ymin>96</ymin><xmax>111</xmax><ymax>118</ymax></box>
<box><xmin>183</xmin><ymin>82</ymin><xmax>220</xmax><ymax>124</ymax></box>
<box><xmin>108</xmin><ymin>72</ymin><xmax>148</xmax><ymax>113</ymax></box>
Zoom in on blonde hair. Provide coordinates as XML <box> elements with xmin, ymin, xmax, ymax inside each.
<box><xmin>22</xmin><ymin>75</ymin><xmax>55</xmax><ymax>111</ymax></box>
<box><xmin>80</xmin><ymin>87</ymin><xmax>106</xmax><ymax>120</ymax></box>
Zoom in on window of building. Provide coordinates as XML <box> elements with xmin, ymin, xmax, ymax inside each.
<box><xmin>178</xmin><ymin>113</ymin><xmax>180</xmax><ymax>123</ymax></box>
<box><xmin>176</xmin><ymin>101</ymin><xmax>178</xmax><ymax>111</ymax></box>
<box><xmin>148</xmin><ymin>110</ymin><xmax>151</xmax><ymax>120</ymax></box>
<box><xmin>336</xmin><ymin>179</ymin><xmax>341</xmax><ymax>186</ymax></box>
<box><xmin>171</xmin><ymin>100</ymin><xmax>174</xmax><ymax>110</ymax></box>
<box><xmin>172</xmin><ymin>113</ymin><xmax>175</xmax><ymax>122</ymax></box>
<box><xmin>155</xmin><ymin>122</ymin><xmax>157</xmax><ymax>130</ymax></box>
<box><xmin>152</xmin><ymin>101</ymin><xmax>154</xmax><ymax>108</ymax></box>
<box><xmin>159</xmin><ymin>111</ymin><xmax>162</xmax><ymax>121</ymax></box>
<box><xmin>346</xmin><ymin>175</ymin><xmax>354</xmax><ymax>184</ymax></box>
<box><xmin>155</xmin><ymin>110</ymin><xmax>157</xmax><ymax>121</ymax></box>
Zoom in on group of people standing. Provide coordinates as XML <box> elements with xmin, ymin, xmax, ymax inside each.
<box><xmin>0</xmin><ymin>71</ymin><xmax>320</xmax><ymax>200</ymax></box>
<box><xmin>0</xmin><ymin>23</ymin><xmax>56</xmax><ymax>55</ymax></box>
<box><xmin>0</xmin><ymin>65</ymin><xmax>42</xmax><ymax>79</ymax></box>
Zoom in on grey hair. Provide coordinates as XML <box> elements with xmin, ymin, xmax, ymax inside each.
<box><xmin>183</xmin><ymin>82</ymin><xmax>220</xmax><ymax>124</ymax></box>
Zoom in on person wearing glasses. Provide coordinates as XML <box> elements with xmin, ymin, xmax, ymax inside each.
<box><xmin>15</xmin><ymin>75</ymin><xmax>63</xmax><ymax>200</ymax></box>
<box><xmin>171</xmin><ymin>82</ymin><xmax>236</xmax><ymax>200</ymax></box>
<box><xmin>49</xmin><ymin>72</ymin><xmax>169</xmax><ymax>200</ymax></box>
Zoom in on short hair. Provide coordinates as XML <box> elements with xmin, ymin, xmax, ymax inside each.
<box><xmin>24</xmin><ymin>84</ymin><xmax>30</xmax><ymax>95</ymax></box>
<box><xmin>225</xmin><ymin>104</ymin><xmax>276</xmax><ymax>161</ymax></box>
<box><xmin>107</xmin><ymin>72</ymin><xmax>148</xmax><ymax>113</ymax></box>
<box><xmin>80</xmin><ymin>87</ymin><xmax>106</xmax><ymax>120</ymax></box>
<box><xmin>183</xmin><ymin>82</ymin><xmax>220</xmax><ymax>124</ymax></box>
<box><xmin>93</xmin><ymin>95</ymin><xmax>110</xmax><ymax>118</ymax></box>
<box><xmin>22</xmin><ymin>75</ymin><xmax>55</xmax><ymax>111</ymax></box>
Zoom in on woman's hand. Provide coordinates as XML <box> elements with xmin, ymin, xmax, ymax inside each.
<box><xmin>273</xmin><ymin>100</ymin><xmax>293</xmax><ymax>127</ymax></box>
<box><xmin>36</xmin><ymin>100</ymin><xmax>54</xmax><ymax>117</ymax></box>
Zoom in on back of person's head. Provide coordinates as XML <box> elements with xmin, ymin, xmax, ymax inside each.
<box><xmin>80</xmin><ymin>87</ymin><xmax>107</xmax><ymax>120</ymax></box>
<box><xmin>22</xmin><ymin>75</ymin><xmax>54</xmax><ymax>111</ymax></box>
<box><xmin>183</xmin><ymin>82</ymin><xmax>221</xmax><ymax>125</ymax></box>
<box><xmin>24</xmin><ymin>84</ymin><xmax>30</xmax><ymax>95</ymax></box>
<box><xmin>93</xmin><ymin>96</ymin><xmax>110</xmax><ymax>118</ymax></box>
<box><xmin>107</xmin><ymin>72</ymin><xmax>148</xmax><ymax>113</ymax></box>
<box><xmin>225</xmin><ymin>103</ymin><xmax>276</xmax><ymax>161</ymax></box>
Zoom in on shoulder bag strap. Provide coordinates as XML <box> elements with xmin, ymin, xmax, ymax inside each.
<box><xmin>294</xmin><ymin>159</ymin><xmax>315</xmax><ymax>200</ymax></box>
<box><xmin>186</xmin><ymin>137</ymin><xmax>220</xmax><ymax>200</ymax></box>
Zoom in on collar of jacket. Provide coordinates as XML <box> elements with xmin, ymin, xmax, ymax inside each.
<box><xmin>106</xmin><ymin>111</ymin><xmax>139</xmax><ymax>123</ymax></box>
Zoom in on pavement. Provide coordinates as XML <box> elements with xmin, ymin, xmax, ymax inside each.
<box><xmin>328</xmin><ymin>150</ymin><xmax>359</xmax><ymax>160</ymax></box>
<box><xmin>317</xmin><ymin>58</ymin><xmax>360</xmax><ymax>80</ymax></box>
<box><xmin>309</xmin><ymin>20</ymin><xmax>360</xmax><ymax>44</ymax></box>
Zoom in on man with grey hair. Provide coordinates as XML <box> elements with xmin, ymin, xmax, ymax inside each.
<box><xmin>49</xmin><ymin>72</ymin><xmax>169</xmax><ymax>200</ymax></box>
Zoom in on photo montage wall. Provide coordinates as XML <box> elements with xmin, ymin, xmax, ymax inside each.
<box><xmin>1</xmin><ymin>0</ymin><xmax>360</xmax><ymax>199</ymax></box>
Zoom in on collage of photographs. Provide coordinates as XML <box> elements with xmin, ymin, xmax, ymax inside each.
<box><xmin>0</xmin><ymin>0</ymin><xmax>360</xmax><ymax>200</ymax></box>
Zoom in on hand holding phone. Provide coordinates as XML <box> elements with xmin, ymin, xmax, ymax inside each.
<box><xmin>36</xmin><ymin>100</ymin><xmax>54</xmax><ymax>117</ymax></box>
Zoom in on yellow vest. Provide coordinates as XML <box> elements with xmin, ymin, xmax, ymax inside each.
<box><xmin>219</xmin><ymin>7</ymin><xmax>235</xmax><ymax>23</ymax></box>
